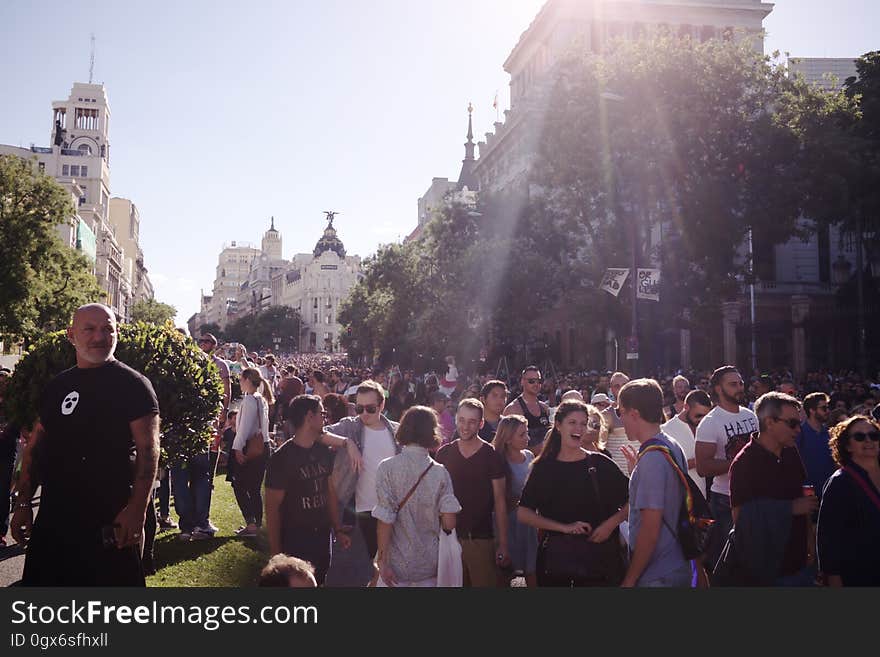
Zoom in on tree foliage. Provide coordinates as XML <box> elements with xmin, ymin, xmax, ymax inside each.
<box><xmin>5</xmin><ymin>322</ymin><xmax>224</xmax><ymax>464</ymax></box>
<box><xmin>0</xmin><ymin>154</ymin><xmax>105</xmax><ymax>344</ymax></box>
<box><xmin>130</xmin><ymin>298</ymin><xmax>177</xmax><ymax>325</ymax></box>
<box><xmin>223</xmin><ymin>305</ymin><xmax>302</xmax><ymax>352</ymax></box>
<box><xmin>339</xmin><ymin>37</ymin><xmax>865</xmax><ymax>369</ymax></box>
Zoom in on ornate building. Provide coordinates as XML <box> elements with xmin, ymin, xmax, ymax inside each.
<box><xmin>275</xmin><ymin>214</ymin><xmax>362</xmax><ymax>353</ymax></box>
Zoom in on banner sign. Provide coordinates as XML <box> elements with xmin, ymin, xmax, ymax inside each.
<box><xmin>599</xmin><ymin>268</ymin><xmax>630</xmax><ymax>297</ymax></box>
<box><xmin>637</xmin><ymin>268</ymin><xmax>660</xmax><ymax>301</ymax></box>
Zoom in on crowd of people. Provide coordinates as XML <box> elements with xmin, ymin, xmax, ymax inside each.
<box><xmin>1</xmin><ymin>309</ymin><xmax>879</xmax><ymax>588</ymax></box>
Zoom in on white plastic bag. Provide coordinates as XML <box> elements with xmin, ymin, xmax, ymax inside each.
<box><xmin>437</xmin><ymin>528</ymin><xmax>463</xmax><ymax>587</ymax></box>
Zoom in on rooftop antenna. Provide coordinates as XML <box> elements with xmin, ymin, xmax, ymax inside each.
<box><xmin>89</xmin><ymin>34</ymin><xmax>95</xmax><ymax>84</ymax></box>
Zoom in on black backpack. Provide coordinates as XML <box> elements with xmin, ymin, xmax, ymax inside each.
<box><xmin>638</xmin><ymin>444</ymin><xmax>714</xmax><ymax>560</ymax></box>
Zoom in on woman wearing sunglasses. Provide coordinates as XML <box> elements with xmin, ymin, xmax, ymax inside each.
<box><xmin>517</xmin><ymin>400</ymin><xmax>629</xmax><ymax>587</ymax></box>
<box><xmin>816</xmin><ymin>415</ymin><xmax>880</xmax><ymax>586</ymax></box>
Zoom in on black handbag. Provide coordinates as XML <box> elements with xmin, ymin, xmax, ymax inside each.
<box><xmin>540</xmin><ymin>455</ymin><xmax>626</xmax><ymax>585</ymax></box>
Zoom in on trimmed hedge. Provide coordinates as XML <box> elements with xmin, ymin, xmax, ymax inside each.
<box><xmin>5</xmin><ymin>322</ymin><xmax>224</xmax><ymax>463</ymax></box>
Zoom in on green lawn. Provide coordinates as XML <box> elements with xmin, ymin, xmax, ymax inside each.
<box><xmin>147</xmin><ymin>475</ymin><xmax>268</xmax><ymax>588</ymax></box>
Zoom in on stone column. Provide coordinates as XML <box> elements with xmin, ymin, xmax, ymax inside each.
<box><xmin>721</xmin><ymin>301</ymin><xmax>743</xmax><ymax>366</ymax></box>
<box><xmin>680</xmin><ymin>309</ymin><xmax>692</xmax><ymax>371</ymax></box>
<box><xmin>791</xmin><ymin>295</ymin><xmax>811</xmax><ymax>381</ymax></box>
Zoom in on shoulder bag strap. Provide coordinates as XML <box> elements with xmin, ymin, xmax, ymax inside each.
<box><xmin>638</xmin><ymin>445</ymin><xmax>696</xmax><ymax>541</ymax></box>
<box><xmin>843</xmin><ymin>466</ymin><xmax>880</xmax><ymax>513</ymax></box>
<box><xmin>396</xmin><ymin>462</ymin><xmax>434</xmax><ymax>513</ymax></box>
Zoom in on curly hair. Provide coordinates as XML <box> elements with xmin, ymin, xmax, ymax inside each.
<box><xmin>828</xmin><ymin>414</ymin><xmax>879</xmax><ymax>467</ymax></box>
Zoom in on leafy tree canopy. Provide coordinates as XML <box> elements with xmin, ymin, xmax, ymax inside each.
<box><xmin>130</xmin><ymin>298</ymin><xmax>177</xmax><ymax>325</ymax></box>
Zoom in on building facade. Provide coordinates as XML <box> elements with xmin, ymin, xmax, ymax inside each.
<box><xmin>276</xmin><ymin>216</ymin><xmax>362</xmax><ymax>353</ymax></box>
<box><xmin>0</xmin><ymin>82</ymin><xmax>148</xmax><ymax>320</ymax></box>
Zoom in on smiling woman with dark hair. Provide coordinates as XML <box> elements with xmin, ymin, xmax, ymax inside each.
<box><xmin>517</xmin><ymin>400</ymin><xmax>629</xmax><ymax>587</ymax></box>
<box><xmin>816</xmin><ymin>415</ymin><xmax>880</xmax><ymax>587</ymax></box>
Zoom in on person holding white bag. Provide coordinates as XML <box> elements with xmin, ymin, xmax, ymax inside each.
<box><xmin>373</xmin><ymin>406</ymin><xmax>461</xmax><ymax>587</ymax></box>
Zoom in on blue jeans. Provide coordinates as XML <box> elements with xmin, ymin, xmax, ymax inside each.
<box><xmin>707</xmin><ymin>493</ymin><xmax>732</xmax><ymax>571</ymax></box>
<box><xmin>639</xmin><ymin>562</ymin><xmax>693</xmax><ymax>588</ymax></box>
<box><xmin>775</xmin><ymin>562</ymin><xmax>817</xmax><ymax>587</ymax></box>
<box><xmin>157</xmin><ymin>469</ymin><xmax>171</xmax><ymax>518</ymax></box>
<box><xmin>171</xmin><ymin>452</ymin><xmax>212</xmax><ymax>533</ymax></box>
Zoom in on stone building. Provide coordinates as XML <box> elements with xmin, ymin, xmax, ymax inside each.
<box><xmin>275</xmin><ymin>215</ymin><xmax>362</xmax><ymax>353</ymax></box>
<box><xmin>0</xmin><ymin>82</ymin><xmax>145</xmax><ymax>320</ymax></box>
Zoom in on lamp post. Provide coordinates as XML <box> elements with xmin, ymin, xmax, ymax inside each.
<box><xmin>600</xmin><ymin>91</ymin><xmax>639</xmax><ymax>375</ymax></box>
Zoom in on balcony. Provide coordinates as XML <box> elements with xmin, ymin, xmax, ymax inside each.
<box><xmin>60</xmin><ymin>148</ymin><xmax>87</xmax><ymax>157</ymax></box>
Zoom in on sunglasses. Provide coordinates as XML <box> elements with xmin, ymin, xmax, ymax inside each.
<box><xmin>526</xmin><ymin>378</ymin><xmax>543</xmax><ymax>384</ymax></box>
<box><xmin>774</xmin><ymin>417</ymin><xmax>801</xmax><ymax>429</ymax></box>
<box><xmin>356</xmin><ymin>404</ymin><xmax>379</xmax><ymax>415</ymax></box>
<box><xmin>587</xmin><ymin>419</ymin><xmax>602</xmax><ymax>431</ymax></box>
<box><xmin>850</xmin><ymin>431</ymin><xmax>880</xmax><ymax>443</ymax></box>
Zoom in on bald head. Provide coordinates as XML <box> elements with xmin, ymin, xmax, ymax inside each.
<box><xmin>68</xmin><ymin>303</ymin><xmax>117</xmax><ymax>368</ymax></box>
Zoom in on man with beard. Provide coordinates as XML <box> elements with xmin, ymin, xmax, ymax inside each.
<box><xmin>748</xmin><ymin>375</ymin><xmax>773</xmax><ymax>411</ymax></box>
<box><xmin>664</xmin><ymin>375</ymin><xmax>691</xmax><ymax>421</ymax></box>
<box><xmin>13</xmin><ymin>304</ymin><xmax>160</xmax><ymax>585</ymax></box>
<box><xmin>436</xmin><ymin>399</ymin><xmax>509</xmax><ymax>587</ymax></box>
<box><xmin>661</xmin><ymin>390</ymin><xmax>712</xmax><ymax>498</ymax></box>
<box><xmin>695</xmin><ymin>366</ymin><xmax>758</xmax><ymax>570</ymax></box>
<box><xmin>797</xmin><ymin>393</ymin><xmax>836</xmax><ymax>502</ymax></box>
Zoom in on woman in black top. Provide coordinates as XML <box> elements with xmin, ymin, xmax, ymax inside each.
<box><xmin>517</xmin><ymin>400</ymin><xmax>629</xmax><ymax>587</ymax></box>
<box><xmin>817</xmin><ymin>415</ymin><xmax>880</xmax><ymax>587</ymax></box>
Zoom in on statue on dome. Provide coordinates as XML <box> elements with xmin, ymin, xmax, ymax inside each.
<box><xmin>323</xmin><ymin>210</ymin><xmax>339</xmax><ymax>229</ymax></box>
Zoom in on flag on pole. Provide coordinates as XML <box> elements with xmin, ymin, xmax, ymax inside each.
<box><xmin>636</xmin><ymin>268</ymin><xmax>661</xmax><ymax>301</ymax></box>
<box><xmin>599</xmin><ymin>268</ymin><xmax>630</xmax><ymax>297</ymax></box>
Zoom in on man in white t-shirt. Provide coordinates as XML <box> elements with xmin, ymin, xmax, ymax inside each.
<box><xmin>695</xmin><ymin>366</ymin><xmax>758</xmax><ymax>569</ymax></box>
<box><xmin>326</xmin><ymin>380</ymin><xmax>400</xmax><ymax>568</ymax></box>
<box><xmin>661</xmin><ymin>389</ymin><xmax>712</xmax><ymax>498</ymax></box>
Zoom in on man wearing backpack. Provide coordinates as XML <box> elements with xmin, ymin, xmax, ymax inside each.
<box><xmin>618</xmin><ymin>379</ymin><xmax>692</xmax><ymax>587</ymax></box>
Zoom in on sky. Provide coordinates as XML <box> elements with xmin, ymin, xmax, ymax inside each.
<box><xmin>1</xmin><ymin>0</ymin><xmax>877</xmax><ymax>325</ymax></box>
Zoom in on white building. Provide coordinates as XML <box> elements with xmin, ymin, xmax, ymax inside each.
<box><xmin>277</xmin><ymin>216</ymin><xmax>362</xmax><ymax>353</ymax></box>
<box><xmin>109</xmin><ymin>197</ymin><xmax>154</xmax><ymax>310</ymax></box>
<box><xmin>790</xmin><ymin>57</ymin><xmax>858</xmax><ymax>90</ymax></box>
<box><xmin>196</xmin><ymin>240</ymin><xmax>262</xmax><ymax>330</ymax></box>
<box><xmin>0</xmin><ymin>82</ymin><xmax>139</xmax><ymax>319</ymax></box>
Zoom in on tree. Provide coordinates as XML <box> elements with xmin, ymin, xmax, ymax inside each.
<box><xmin>0</xmin><ymin>154</ymin><xmax>105</xmax><ymax>344</ymax></box>
<box><xmin>197</xmin><ymin>322</ymin><xmax>224</xmax><ymax>340</ymax></box>
<box><xmin>223</xmin><ymin>305</ymin><xmax>302</xmax><ymax>352</ymax></box>
<box><xmin>130</xmin><ymin>298</ymin><xmax>177</xmax><ymax>325</ymax></box>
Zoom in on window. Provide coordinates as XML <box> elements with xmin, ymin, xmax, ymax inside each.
<box><xmin>313</xmin><ymin>313</ymin><xmax>318</xmax><ymax>324</ymax></box>
<box><xmin>80</xmin><ymin>166</ymin><xmax>88</xmax><ymax>177</ymax></box>
<box><xmin>77</xmin><ymin>144</ymin><xmax>92</xmax><ymax>155</ymax></box>
<box><xmin>62</xmin><ymin>164</ymin><xmax>69</xmax><ymax>176</ymax></box>
<box><xmin>70</xmin><ymin>165</ymin><xmax>80</xmax><ymax>177</ymax></box>
<box><xmin>38</xmin><ymin>162</ymin><xmax>45</xmax><ymax>172</ymax></box>
<box><xmin>313</xmin><ymin>298</ymin><xmax>318</xmax><ymax>309</ymax></box>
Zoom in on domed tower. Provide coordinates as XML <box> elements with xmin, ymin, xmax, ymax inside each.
<box><xmin>313</xmin><ymin>211</ymin><xmax>346</xmax><ymax>258</ymax></box>
<box><xmin>261</xmin><ymin>216</ymin><xmax>282</xmax><ymax>261</ymax></box>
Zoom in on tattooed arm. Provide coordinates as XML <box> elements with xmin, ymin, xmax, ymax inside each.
<box><xmin>112</xmin><ymin>413</ymin><xmax>160</xmax><ymax>548</ymax></box>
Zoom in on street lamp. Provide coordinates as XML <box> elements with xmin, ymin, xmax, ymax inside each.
<box><xmin>600</xmin><ymin>90</ymin><xmax>639</xmax><ymax>375</ymax></box>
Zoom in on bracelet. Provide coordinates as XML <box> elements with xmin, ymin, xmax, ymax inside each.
<box><xmin>17</xmin><ymin>502</ymin><xmax>32</xmax><ymax>509</ymax></box>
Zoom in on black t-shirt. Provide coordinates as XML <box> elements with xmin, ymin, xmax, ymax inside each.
<box><xmin>265</xmin><ymin>440</ymin><xmax>335</xmax><ymax>542</ymax></box>
<box><xmin>435</xmin><ymin>440</ymin><xmax>506</xmax><ymax>537</ymax></box>
<box><xmin>519</xmin><ymin>452</ymin><xmax>629</xmax><ymax>530</ymax></box>
<box><xmin>36</xmin><ymin>360</ymin><xmax>159</xmax><ymax>529</ymax></box>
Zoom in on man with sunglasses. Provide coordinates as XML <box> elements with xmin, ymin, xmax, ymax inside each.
<box><xmin>326</xmin><ymin>380</ymin><xmax>400</xmax><ymax>579</ymax></box>
<box><xmin>797</xmin><ymin>393</ymin><xmax>836</xmax><ymax>504</ymax></box>
<box><xmin>503</xmin><ymin>367</ymin><xmax>550</xmax><ymax>452</ymax></box>
<box><xmin>729</xmin><ymin>392</ymin><xmax>819</xmax><ymax>586</ymax></box>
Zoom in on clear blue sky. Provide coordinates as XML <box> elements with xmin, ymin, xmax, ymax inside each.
<box><xmin>1</xmin><ymin>1</ymin><xmax>877</xmax><ymax>324</ymax></box>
